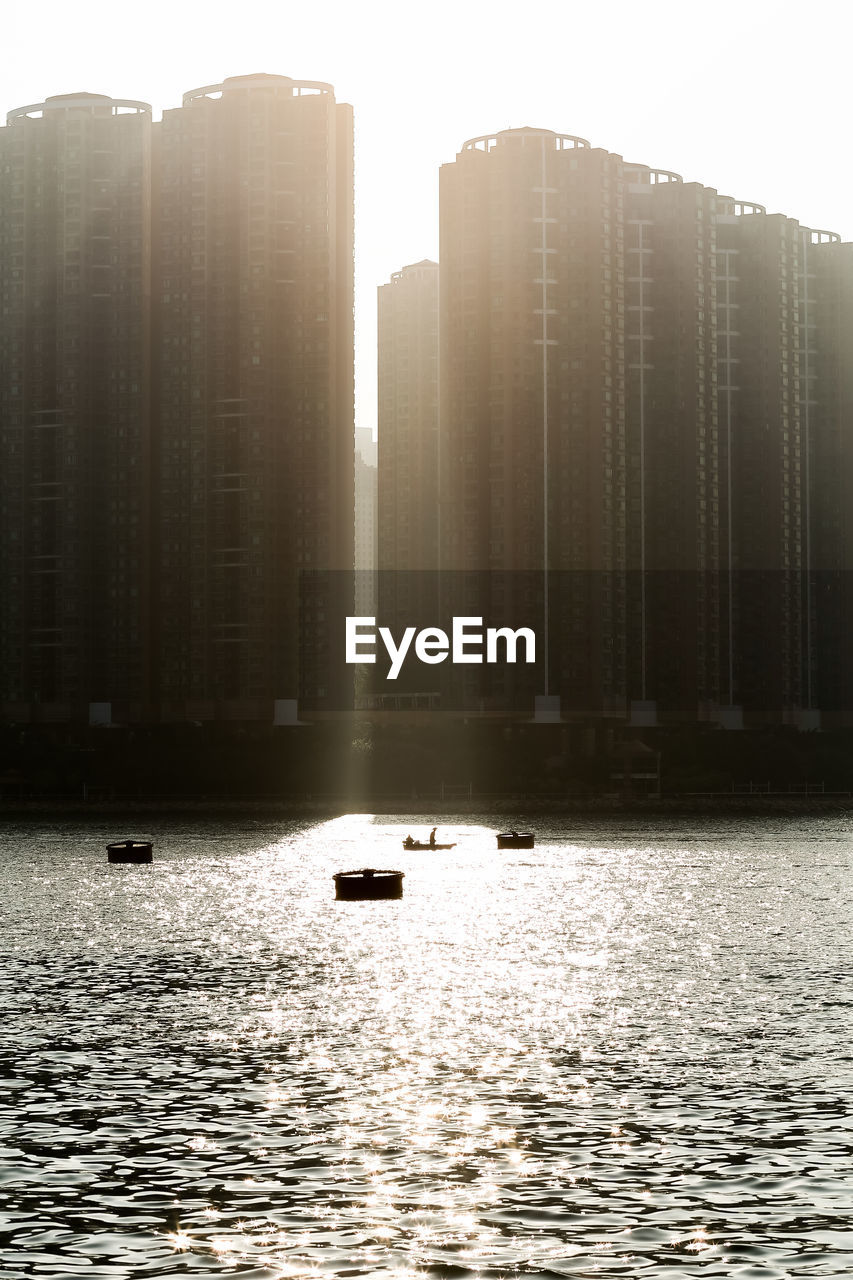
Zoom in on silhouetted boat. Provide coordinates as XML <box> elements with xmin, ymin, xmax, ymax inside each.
<box><xmin>334</xmin><ymin>868</ymin><xmax>404</xmax><ymax>900</ymax></box>
<box><xmin>107</xmin><ymin>840</ymin><xmax>153</xmax><ymax>864</ymax></box>
<box><xmin>496</xmin><ymin>831</ymin><xmax>535</xmax><ymax>849</ymax></box>
<box><xmin>401</xmin><ymin>840</ymin><xmax>457</xmax><ymax>851</ymax></box>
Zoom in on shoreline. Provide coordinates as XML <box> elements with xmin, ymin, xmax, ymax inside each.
<box><xmin>1</xmin><ymin>794</ymin><xmax>852</xmax><ymax>819</ymax></box>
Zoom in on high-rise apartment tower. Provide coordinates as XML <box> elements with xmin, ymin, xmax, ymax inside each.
<box><xmin>439</xmin><ymin>129</ymin><xmax>627</xmax><ymax>719</ymax></box>
<box><xmin>377</xmin><ymin>260</ymin><xmax>439</xmax><ymax>572</ymax></box>
<box><xmin>435</xmin><ymin>126</ymin><xmax>853</xmax><ymax>726</ymax></box>
<box><xmin>0</xmin><ymin>93</ymin><xmax>152</xmax><ymax>723</ymax></box>
<box><xmin>154</xmin><ymin>74</ymin><xmax>354</xmax><ymax>721</ymax></box>
<box><xmin>376</xmin><ymin>260</ymin><xmax>439</xmax><ymax>682</ymax></box>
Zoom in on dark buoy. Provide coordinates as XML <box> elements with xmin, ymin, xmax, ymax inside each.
<box><xmin>496</xmin><ymin>831</ymin><xmax>535</xmax><ymax>849</ymax></box>
<box><xmin>333</xmin><ymin>868</ymin><xmax>404</xmax><ymax>900</ymax></box>
<box><xmin>107</xmin><ymin>840</ymin><xmax>153</xmax><ymax>864</ymax></box>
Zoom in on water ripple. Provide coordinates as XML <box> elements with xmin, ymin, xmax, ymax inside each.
<box><xmin>0</xmin><ymin>813</ymin><xmax>850</xmax><ymax>1276</ymax></box>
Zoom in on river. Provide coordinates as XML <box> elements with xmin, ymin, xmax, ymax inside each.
<box><xmin>0</xmin><ymin>813</ymin><xmax>850</xmax><ymax>1277</ymax></box>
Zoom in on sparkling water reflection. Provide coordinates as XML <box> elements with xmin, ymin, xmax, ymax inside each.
<box><xmin>0</xmin><ymin>813</ymin><xmax>851</xmax><ymax>1277</ymax></box>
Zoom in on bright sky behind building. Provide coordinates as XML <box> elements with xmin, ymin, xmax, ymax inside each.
<box><xmin>5</xmin><ymin>0</ymin><xmax>850</xmax><ymax>440</ymax></box>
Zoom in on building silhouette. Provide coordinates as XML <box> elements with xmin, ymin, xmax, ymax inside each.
<box><xmin>4</xmin><ymin>93</ymin><xmax>853</xmax><ymax>733</ymax></box>
<box><xmin>375</xmin><ymin>260</ymin><xmax>439</xmax><ymax>700</ymax></box>
<box><xmin>154</xmin><ymin>74</ymin><xmax>354</xmax><ymax>723</ymax></box>
<box><xmin>377</xmin><ymin>260</ymin><xmax>439</xmax><ymax>574</ymax></box>
<box><xmin>798</xmin><ymin>234</ymin><xmax>853</xmax><ymax>727</ymax></box>
<box><xmin>0</xmin><ymin>93</ymin><xmax>153</xmax><ymax>724</ymax></box>
<box><xmin>712</xmin><ymin>204</ymin><xmax>804</xmax><ymax>726</ymax></box>
<box><xmin>623</xmin><ymin>166</ymin><xmax>721</xmax><ymax>726</ymax></box>
<box><xmin>434</xmin><ymin>126</ymin><xmax>853</xmax><ymax>727</ymax></box>
<box><xmin>0</xmin><ymin>75</ymin><xmax>353</xmax><ymax>726</ymax></box>
<box><xmin>354</xmin><ymin>426</ymin><xmax>377</xmax><ymax>617</ymax></box>
<box><xmin>438</xmin><ymin>130</ymin><xmax>627</xmax><ymax>718</ymax></box>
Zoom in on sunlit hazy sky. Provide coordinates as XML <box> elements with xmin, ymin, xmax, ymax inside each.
<box><xmin>5</xmin><ymin>0</ymin><xmax>851</xmax><ymax>439</ymax></box>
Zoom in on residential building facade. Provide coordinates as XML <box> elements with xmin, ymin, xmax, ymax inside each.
<box><xmin>438</xmin><ymin>129</ymin><xmax>628</xmax><ymax>718</ymax></box>
<box><xmin>0</xmin><ymin>93</ymin><xmax>152</xmax><ymax>724</ymax></box>
<box><xmin>355</xmin><ymin>425</ymin><xmax>377</xmax><ymax>617</ymax></box>
<box><xmin>0</xmin><ymin>74</ymin><xmax>354</xmax><ymax>726</ymax></box>
<box><xmin>434</xmin><ymin>126</ymin><xmax>853</xmax><ymax>726</ymax></box>
<box><xmin>154</xmin><ymin>74</ymin><xmax>354</xmax><ymax>721</ymax></box>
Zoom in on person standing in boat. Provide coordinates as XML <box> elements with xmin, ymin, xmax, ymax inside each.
<box><xmin>428</xmin><ymin>827</ymin><xmax>437</xmax><ymax>847</ymax></box>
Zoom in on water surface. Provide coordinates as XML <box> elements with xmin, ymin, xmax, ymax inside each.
<box><xmin>0</xmin><ymin>813</ymin><xmax>850</xmax><ymax>1277</ymax></box>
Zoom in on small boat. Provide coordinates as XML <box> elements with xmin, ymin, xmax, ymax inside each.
<box><xmin>402</xmin><ymin>839</ymin><xmax>457</xmax><ymax>851</ymax></box>
<box><xmin>334</xmin><ymin>868</ymin><xmax>404</xmax><ymax>900</ymax></box>
<box><xmin>496</xmin><ymin>831</ymin><xmax>535</xmax><ymax>849</ymax></box>
<box><xmin>107</xmin><ymin>839</ymin><xmax>153</xmax><ymax>864</ymax></box>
